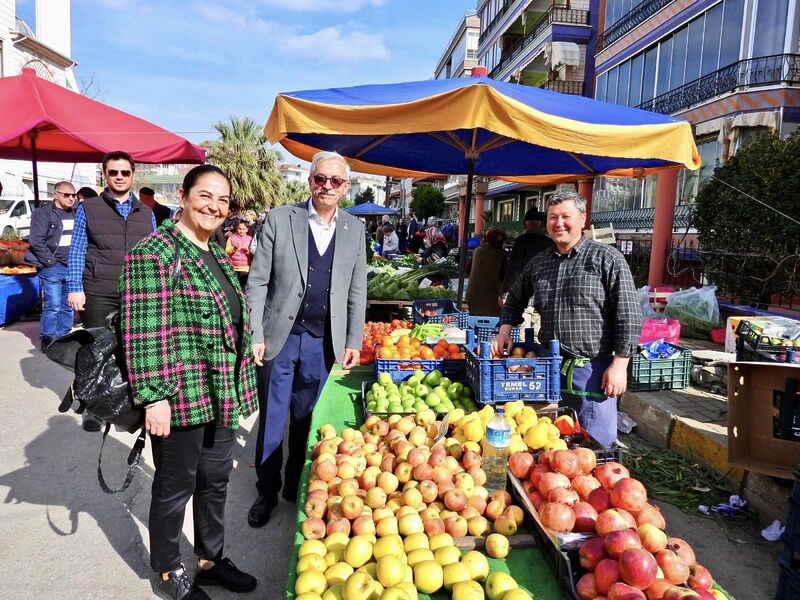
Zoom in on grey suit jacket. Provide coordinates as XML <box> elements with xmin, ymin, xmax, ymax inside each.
<box><xmin>246</xmin><ymin>202</ymin><xmax>367</xmax><ymax>363</ymax></box>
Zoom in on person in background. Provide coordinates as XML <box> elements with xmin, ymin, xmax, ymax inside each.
<box><xmin>407</xmin><ymin>211</ymin><xmax>419</xmax><ymax>239</ymax></box>
<box><xmin>465</xmin><ymin>228</ymin><xmax>508</xmax><ymax>317</ymax></box>
<box><xmin>418</xmin><ymin>227</ymin><xmax>448</xmax><ymax>265</ymax></box>
<box><xmin>226</xmin><ymin>221</ymin><xmax>252</xmax><ymax>288</ymax></box>
<box><xmin>396</xmin><ymin>219</ymin><xmax>407</xmax><ymax>252</ymax></box>
<box><xmin>367</xmin><ymin>220</ymin><xmax>378</xmax><ymax>239</ymax></box>
<box><xmin>381</xmin><ymin>223</ymin><xmax>399</xmax><ymax>257</ymax></box>
<box><xmin>246</xmin><ymin>151</ymin><xmax>366</xmax><ymax>527</ymax></box>
<box><xmin>244</xmin><ymin>210</ymin><xmax>258</xmax><ymax>237</ymax></box>
<box><xmin>139</xmin><ymin>186</ymin><xmax>172</xmax><ymax>227</ymax></box>
<box><xmin>406</xmin><ymin>229</ymin><xmax>425</xmax><ymax>254</ymax></box>
<box><xmin>66</xmin><ymin>150</ymin><xmax>156</xmax><ymax>432</ymax></box>
<box><xmin>500</xmin><ymin>207</ymin><xmax>552</xmax><ymax>298</ymax></box>
<box><xmin>24</xmin><ymin>181</ymin><xmax>77</xmax><ymax>350</ymax></box>
<box><xmin>120</xmin><ymin>164</ymin><xmax>258</xmax><ymax>600</ymax></box>
<box><xmin>76</xmin><ymin>187</ymin><xmax>98</xmax><ymax>203</ymax></box>
<box><xmin>494</xmin><ymin>191</ymin><xmax>641</xmax><ymax>448</ymax></box>
<box><xmin>375</xmin><ymin>216</ymin><xmax>389</xmax><ymax>248</ymax></box>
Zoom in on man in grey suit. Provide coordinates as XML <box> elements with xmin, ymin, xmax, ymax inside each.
<box><xmin>246</xmin><ymin>151</ymin><xmax>366</xmax><ymax>527</ymax></box>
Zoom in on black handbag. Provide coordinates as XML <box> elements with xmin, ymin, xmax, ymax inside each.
<box><xmin>46</xmin><ymin>235</ymin><xmax>182</xmax><ymax>493</ymax></box>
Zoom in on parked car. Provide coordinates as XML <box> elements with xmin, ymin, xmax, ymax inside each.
<box><xmin>0</xmin><ymin>197</ymin><xmax>52</xmax><ymax>238</ymax></box>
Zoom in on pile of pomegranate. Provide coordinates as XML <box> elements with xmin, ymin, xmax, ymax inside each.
<box><xmin>508</xmin><ymin>450</ymin><xmax>724</xmax><ymax>600</ymax></box>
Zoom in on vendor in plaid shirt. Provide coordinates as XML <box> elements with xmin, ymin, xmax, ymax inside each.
<box><xmin>494</xmin><ymin>190</ymin><xmax>641</xmax><ymax>447</ymax></box>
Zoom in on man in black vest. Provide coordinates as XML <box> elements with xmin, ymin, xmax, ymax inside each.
<box><xmin>67</xmin><ymin>150</ymin><xmax>156</xmax><ymax>431</ymax></box>
<box><xmin>138</xmin><ymin>186</ymin><xmax>172</xmax><ymax>227</ymax></box>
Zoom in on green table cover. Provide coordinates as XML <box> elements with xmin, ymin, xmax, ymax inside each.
<box><xmin>284</xmin><ymin>369</ymin><xmax>565</xmax><ymax>599</ymax></box>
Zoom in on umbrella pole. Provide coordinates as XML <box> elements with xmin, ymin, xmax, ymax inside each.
<box><xmin>30</xmin><ymin>130</ymin><xmax>40</xmax><ymax>208</ymax></box>
<box><xmin>456</xmin><ymin>157</ymin><xmax>475</xmax><ymax>310</ymax></box>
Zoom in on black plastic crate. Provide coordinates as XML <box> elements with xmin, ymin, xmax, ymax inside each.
<box><xmin>737</xmin><ymin>339</ymin><xmax>799</xmax><ymax>364</ymax></box>
<box><xmin>736</xmin><ymin>319</ymin><xmax>797</xmax><ymax>354</ymax></box>
<box><xmin>628</xmin><ymin>343</ymin><xmax>692</xmax><ymax>392</ymax></box>
<box><xmin>412</xmin><ymin>298</ymin><xmax>469</xmax><ymax>329</ymax></box>
<box><xmin>465</xmin><ymin>340</ymin><xmax>562</xmax><ymax>404</ymax></box>
<box><xmin>777</xmin><ymin>557</ymin><xmax>800</xmax><ymax>600</ymax></box>
<box><xmin>783</xmin><ymin>502</ymin><xmax>800</xmax><ymax>551</ymax></box>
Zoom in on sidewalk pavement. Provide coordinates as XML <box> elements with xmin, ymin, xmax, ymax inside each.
<box><xmin>0</xmin><ymin>320</ymin><xmax>295</xmax><ymax>600</ymax></box>
<box><xmin>620</xmin><ymin>338</ymin><xmax>792</xmax><ymax>525</ymax></box>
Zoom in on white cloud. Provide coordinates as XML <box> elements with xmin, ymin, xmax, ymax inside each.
<box><xmin>282</xmin><ymin>27</ymin><xmax>389</xmax><ymax>62</ymax></box>
<box><xmin>194</xmin><ymin>2</ymin><xmax>279</xmax><ymax>34</ymax></box>
<box><xmin>258</xmin><ymin>0</ymin><xmax>385</xmax><ymax>12</ymax></box>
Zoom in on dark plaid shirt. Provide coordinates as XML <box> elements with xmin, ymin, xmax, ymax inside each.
<box><xmin>501</xmin><ymin>235</ymin><xmax>642</xmax><ymax>358</ymax></box>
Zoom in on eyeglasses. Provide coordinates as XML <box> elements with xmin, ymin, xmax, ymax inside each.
<box><xmin>56</xmin><ymin>191</ymin><xmax>77</xmax><ymax>198</ymax></box>
<box><xmin>106</xmin><ymin>169</ymin><xmax>132</xmax><ymax>177</ymax></box>
<box><xmin>312</xmin><ymin>174</ymin><xmax>346</xmax><ymax>189</ymax></box>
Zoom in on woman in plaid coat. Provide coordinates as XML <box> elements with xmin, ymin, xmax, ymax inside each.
<box><xmin>119</xmin><ymin>165</ymin><xmax>258</xmax><ymax>600</ymax></box>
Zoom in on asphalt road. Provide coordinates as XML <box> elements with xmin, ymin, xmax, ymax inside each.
<box><xmin>0</xmin><ymin>319</ymin><xmax>783</xmax><ymax>599</ymax></box>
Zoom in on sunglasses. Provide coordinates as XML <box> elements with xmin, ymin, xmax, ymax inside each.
<box><xmin>106</xmin><ymin>169</ymin><xmax>132</xmax><ymax>177</ymax></box>
<box><xmin>312</xmin><ymin>174</ymin><xmax>346</xmax><ymax>189</ymax></box>
<box><xmin>56</xmin><ymin>191</ymin><xmax>77</xmax><ymax>198</ymax></box>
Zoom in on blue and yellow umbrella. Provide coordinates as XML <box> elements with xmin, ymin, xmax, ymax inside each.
<box><xmin>265</xmin><ymin>72</ymin><xmax>700</xmax><ymax>302</ymax></box>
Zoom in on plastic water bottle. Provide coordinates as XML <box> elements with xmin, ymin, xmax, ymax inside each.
<box><xmin>483</xmin><ymin>407</ymin><xmax>512</xmax><ymax>493</ymax></box>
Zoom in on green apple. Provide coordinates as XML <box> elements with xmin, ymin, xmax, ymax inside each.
<box><xmin>413</xmin><ymin>400</ymin><xmax>427</xmax><ymax>413</ymax></box>
<box><xmin>414</xmin><ymin>384</ymin><xmax>429</xmax><ymax>397</ymax></box>
<box><xmin>485</xmin><ymin>572</ymin><xmax>518</xmax><ymax>600</ymax></box>
<box><xmin>378</xmin><ymin>372</ymin><xmax>393</xmax><ymax>387</ymax></box>
<box><xmin>424</xmin><ymin>370</ymin><xmax>443</xmax><ymax>387</ymax></box>
<box><xmin>387</xmin><ymin>392</ymin><xmax>402</xmax><ymax>404</ymax></box>
<box><xmin>461</xmin><ymin>386</ymin><xmax>473</xmax><ymax>400</ymax></box>
<box><xmin>439</xmin><ymin>377</ymin><xmax>452</xmax><ymax>389</ymax></box>
<box><xmin>367</xmin><ymin>401</ymin><xmax>378</xmax><ymax>412</ymax></box>
<box><xmin>388</xmin><ymin>403</ymin><xmax>403</xmax><ymax>413</ymax></box>
<box><xmin>366</xmin><ymin>391</ymin><xmax>375</xmax><ymax>403</ymax></box>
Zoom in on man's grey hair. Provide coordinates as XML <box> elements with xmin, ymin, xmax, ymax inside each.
<box><xmin>54</xmin><ymin>180</ymin><xmax>74</xmax><ymax>192</ymax></box>
<box><xmin>545</xmin><ymin>190</ymin><xmax>586</xmax><ymax>215</ymax></box>
<box><xmin>310</xmin><ymin>151</ymin><xmax>351</xmax><ymax>179</ymax></box>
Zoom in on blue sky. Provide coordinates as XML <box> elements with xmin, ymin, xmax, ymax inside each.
<box><xmin>17</xmin><ymin>0</ymin><xmax>476</xmax><ymax>151</ymax></box>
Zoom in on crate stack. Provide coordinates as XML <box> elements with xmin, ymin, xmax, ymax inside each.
<box><xmin>736</xmin><ymin>320</ymin><xmax>800</xmax><ymax>364</ymax></box>
<box><xmin>777</xmin><ymin>472</ymin><xmax>800</xmax><ymax>598</ymax></box>
<box><xmin>627</xmin><ymin>343</ymin><xmax>693</xmax><ymax>392</ymax></box>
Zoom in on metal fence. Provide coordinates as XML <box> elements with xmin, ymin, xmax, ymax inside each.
<box><xmin>597</xmin><ymin>0</ymin><xmax>673</xmax><ymax>51</ymax></box>
<box><xmin>538</xmin><ymin>79</ymin><xmax>584</xmax><ymax>94</ymax></box>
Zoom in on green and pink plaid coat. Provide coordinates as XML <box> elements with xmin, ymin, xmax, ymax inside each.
<box><xmin>119</xmin><ymin>219</ymin><xmax>258</xmax><ymax>429</ymax></box>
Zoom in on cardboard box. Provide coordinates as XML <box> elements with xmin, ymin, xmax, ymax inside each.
<box><xmin>728</xmin><ymin>362</ymin><xmax>800</xmax><ymax>479</ymax></box>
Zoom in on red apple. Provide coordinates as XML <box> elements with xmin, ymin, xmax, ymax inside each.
<box><xmin>304</xmin><ymin>496</ymin><xmax>326</xmax><ymax>519</ymax></box>
<box><xmin>634</xmin><ymin>503</ymin><xmax>667</xmax><ymax>530</ymax></box>
<box><xmin>579</xmin><ymin>537</ymin><xmax>608</xmax><ymax>571</ymax></box>
<box><xmin>468</xmin><ymin>466</ymin><xmax>487</xmax><ymax>486</ymax></box>
<box><xmin>655</xmin><ymin>550</ymin><xmax>690</xmax><ymax>585</ymax></box>
<box><xmin>352</xmin><ymin>514</ymin><xmax>376</xmax><ymax>536</ymax></box>
<box><xmin>326</xmin><ymin>517</ymin><xmax>351</xmax><ymax>536</ymax></box>
<box><xmin>444</xmin><ymin>488</ymin><xmax>468</xmax><ymax>512</ymax></box>
<box><xmin>574</xmin><ymin>447</ymin><xmax>598</xmax><ymax>474</ymax></box>
<box><xmin>444</xmin><ymin>515</ymin><xmax>468</xmax><ymax>537</ymax></box>
<box><xmin>485</xmin><ymin>499</ymin><xmax>506</xmax><ymax>520</ymax></box>
<box><xmin>687</xmin><ymin>564</ymin><xmax>713</xmax><ymax>591</ymax></box>
<box><xmin>315</xmin><ymin>460</ymin><xmax>338</xmax><ymax>482</ymax></box>
<box><xmin>596</xmin><ymin>509</ymin><xmax>631</xmax><ymax>536</ymax></box>
<box><xmin>301</xmin><ymin>516</ymin><xmax>325</xmax><ymax>540</ymax></box>
<box><xmin>341</xmin><ymin>495</ymin><xmax>364</xmax><ymax>520</ymax></box>
<box><xmin>595</xmin><ymin>558</ymin><xmax>622</xmax><ymax>594</ymax></box>
<box><xmin>437</xmin><ymin>479</ymin><xmax>455</xmax><ymax>499</ymax></box>
<box><xmin>619</xmin><ymin>547</ymin><xmax>658</xmax><ymax>590</ymax></box>
<box><xmin>573</xmin><ymin>501</ymin><xmax>599</xmax><ymax>533</ymax></box>
<box><xmin>462</xmin><ymin>451</ymin><xmax>481</xmax><ymax>469</ymax></box>
<box><xmin>576</xmin><ymin>573</ymin><xmax>598</xmax><ymax>600</ymax></box>
<box><xmin>588</xmin><ymin>487</ymin><xmax>613</xmax><ymax>513</ymax></box>
<box><xmin>418</xmin><ymin>479</ymin><xmax>438</xmax><ymax>503</ymax></box>
<box><xmin>413</xmin><ymin>462</ymin><xmax>434</xmax><ymax>482</ymax></box>
<box><xmin>493</xmin><ymin>514</ymin><xmax>518</xmax><ymax>536</ymax></box>
<box><xmin>638</xmin><ymin>524</ymin><xmax>668</xmax><ymax>554</ymax></box>
<box><xmin>460</xmin><ymin>506</ymin><xmax>481</xmax><ymax>521</ymax></box>
<box><xmin>538</xmin><ymin>502</ymin><xmax>576</xmax><ymax>533</ymax></box>
<box><xmin>595</xmin><ymin>462</ymin><xmax>631</xmax><ymax>490</ymax></box>
<box><xmin>608</xmin><ymin>582</ymin><xmax>647</xmax><ymax>599</ymax></box>
<box><xmin>407</xmin><ymin>447</ymin><xmax>428</xmax><ymax>467</ymax></box>
<box><xmin>550</xmin><ymin>449</ymin><xmax>581</xmax><ymax>478</ymax></box>
<box><xmin>604</xmin><ymin>528</ymin><xmax>642</xmax><ymax>559</ymax></box>
<box><xmin>491</xmin><ymin>490</ymin><xmax>512</xmax><ymax>505</ymax></box>
<box><xmin>467</xmin><ymin>495</ymin><xmax>487</xmax><ymax>515</ymax></box>
<box><xmin>644</xmin><ymin>579</ymin><xmax>674</xmax><ymax>600</ymax></box>
<box><xmin>423</xmin><ymin>517</ymin><xmax>446</xmax><ymax>536</ymax></box>
<box><xmin>666</xmin><ymin>538</ymin><xmax>696</xmax><ymax>567</ymax></box>
<box><xmin>611</xmin><ymin>478</ymin><xmax>648</xmax><ymax>513</ymax></box>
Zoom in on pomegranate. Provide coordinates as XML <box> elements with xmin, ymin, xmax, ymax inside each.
<box><xmin>634</xmin><ymin>503</ymin><xmax>667</xmax><ymax>530</ymax></box>
<box><xmin>572</xmin><ymin>474</ymin><xmax>602</xmax><ymax>500</ymax></box>
<box><xmin>595</xmin><ymin>558</ymin><xmax>622</xmax><ymax>594</ymax></box>
<box><xmin>573</xmin><ymin>501</ymin><xmax>599</xmax><ymax>532</ymax></box>
<box><xmin>596</xmin><ymin>508</ymin><xmax>631</xmax><ymax>536</ymax></box>
<box><xmin>608</xmin><ymin>582</ymin><xmax>647</xmax><ymax>599</ymax></box>
<box><xmin>588</xmin><ymin>487</ymin><xmax>613</xmax><ymax>513</ymax></box>
<box><xmin>666</xmin><ymin>537</ymin><xmax>696</xmax><ymax>567</ymax></box>
<box><xmin>604</xmin><ymin>528</ymin><xmax>642</xmax><ymax>559</ymax></box>
<box><xmin>550</xmin><ymin>449</ymin><xmax>581</xmax><ymax>478</ymax></box>
<box><xmin>528</xmin><ymin>463</ymin><xmax>552</xmax><ymax>488</ymax></box>
<box><xmin>611</xmin><ymin>478</ymin><xmax>648</xmax><ymax>512</ymax></box>
<box><xmin>687</xmin><ymin>564</ymin><xmax>713</xmax><ymax>591</ymax></box>
<box><xmin>655</xmin><ymin>549</ymin><xmax>690</xmax><ymax>585</ymax></box>
<box><xmin>644</xmin><ymin>579</ymin><xmax>675</xmax><ymax>600</ymax></box>
<box><xmin>508</xmin><ymin>451</ymin><xmax>534</xmax><ymax>479</ymax></box>
<box><xmin>576</xmin><ymin>573</ymin><xmax>599</xmax><ymax>600</ymax></box>
<box><xmin>574</xmin><ymin>446</ymin><xmax>598</xmax><ymax>474</ymax></box>
<box><xmin>538</xmin><ymin>449</ymin><xmax>555</xmax><ymax>468</ymax></box>
<box><xmin>595</xmin><ymin>462</ymin><xmax>630</xmax><ymax>490</ymax></box>
<box><xmin>619</xmin><ymin>547</ymin><xmax>658</xmax><ymax>590</ymax></box>
<box><xmin>579</xmin><ymin>537</ymin><xmax>607</xmax><ymax>571</ymax></box>
<box><xmin>539</xmin><ymin>501</ymin><xmax>576</xmax><ymax>533</ymax></box>
<box><xmin>538</xmin><ymin>472</ymin><xmax>571</xmax><ymax>498</ymax></box>
<box><xmin>548</xmin><ymin>486</ymin><xmax>580</xmax><ymax>505</ymax></box>
<box><xmin>527</xmin><ymin>491</ymin><xmax>546</xmax><ymax>510</ymax></box>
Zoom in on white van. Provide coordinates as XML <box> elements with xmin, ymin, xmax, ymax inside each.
<box><xmin>0</xmin><ymin>197</ymin><xmax>52</xmax><ymax>238</ymax></box>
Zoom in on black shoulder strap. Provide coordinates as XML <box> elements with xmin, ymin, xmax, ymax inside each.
<box><xmin>96</xmin><ymin>231</ymin><xmax>181</xmax><ymax>494</ymax></box>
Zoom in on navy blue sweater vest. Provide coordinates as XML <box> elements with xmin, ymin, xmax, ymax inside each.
<box><xmin>291</xmin><ymin>225</ymin><xmax>335</xmax><ymax>337</ymax></box>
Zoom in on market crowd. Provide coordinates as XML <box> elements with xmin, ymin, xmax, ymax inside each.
<box><xmin>25</xmin><ymin>149</ymin><xmax>639</xmax><ymax>600</ymax></box>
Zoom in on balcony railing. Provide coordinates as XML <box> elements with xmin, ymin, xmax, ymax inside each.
<box><xmin>489</xmin><ymin>7</ymin><xmax>589</xmax><ymax>78</ymax></box>
<box><xmin>590</xmin><ymin>204</ymin><xmax>693</xmax><ymax>230</ymax></box>
<box><xmin>597</xmin><ymin>0</ymin><xmax>673</xmax><ymax>52</ymax></box>
<box><xmin>479</xmin><ymin>0</ymin><xmax>517</xmax><ymax>45</ymax></box>
<box><xmin>539</xmin><ymin>79</ymin><xmax>584</xmax><ymax>94</ymax></box>
<box><xmin>466</xmin><ymin>49</ymin><xmax>478</xmax><ymax>60</ymax></box>
<box><xmin>637</xmin><ymin>53</ymin><xmax>800</xmax><ymax>115</ymax></box>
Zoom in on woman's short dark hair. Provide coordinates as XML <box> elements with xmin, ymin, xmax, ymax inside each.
<box><xmin>182</xmin><ymin>164</ymin><xmax>231</xmax><ymax>195</ymax></box>
<box><xmin>101</xmin><ymin>150</ymin><xmax>135</xmax><ymax>172</ymax></box>
<box><xmin>77</xmin><ymin>186</ymin><xmax>98</xmax><ymax>199</ymax></box>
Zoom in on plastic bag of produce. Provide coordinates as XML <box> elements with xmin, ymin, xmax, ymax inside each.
<box><xmin>664</xmin><ymin>286</ymin><xmax>723</xmax><ymax>339</ymax></box>
<box><xmin>636</xmin><ymin>286</ymin><xmax>658</xmax><ymax>319</ymax></box>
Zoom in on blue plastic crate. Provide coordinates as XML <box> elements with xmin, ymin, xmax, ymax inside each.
<box><xmin>374</xmin><ymin>355</ymin><xmax>443</xmax><ymax>382</ymax></box>
<box><xmin>442</xmin><ymin>356</ymin><xmax>466</xmax><ymax>381</ymax></box>
<box><xmin>777</xmin><ymin>556</ymin><xmax>800</xmax><ymax>600</ymax></box>
<box><xmin>412</xmin><ymin>299</ymin><xmax>469</xmax><ymax>329</ymax></box>
<box><xmin>465</xmin><ymin>340</ymin><xmax>561</xmax><ymax>404</ymax></box>
<box><xmin>473</xmin><ymin>320</ymin><xmax>522</xmax><ymax>344</ymax></box>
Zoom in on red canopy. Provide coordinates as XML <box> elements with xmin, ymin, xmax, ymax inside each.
<box><xmin>0</xmin><ymin>68</ymin><xmax>205</xmax><ymax>163</ymax></box>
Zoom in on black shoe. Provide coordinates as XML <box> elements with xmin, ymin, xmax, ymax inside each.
<box><xmin>151</xmin><ymin>565</ymin><xmax>210</xmax><ymax>600</ymax></box>
<box><xmin>40</xmin><ymin>337</ymin><xmax>53</xmax><ymax>352</ymax></box>
<box><xmin>196</xmin><ymin>557</ymin><xmax>257</xmax><ymax>593</ymax></box>
<box><xmin>247</xmin><ymin>495</ymin><xmax>276</xmax><ymax>528</ymax></box>
<box><xmin>281</xmin><ymin>486</ymin><xmax>297</xmax><ymax>504</ymax></box>
<box><xmin>81</xmin><ymin>412</ymin><xmax>102</xmax><ymax>432</ymax></box>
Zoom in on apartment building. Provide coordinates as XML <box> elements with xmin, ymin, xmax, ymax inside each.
<box><xmin>434</xmin><ymin>11</ymin><xmax>481</xmax><ymax>80</ymax></box>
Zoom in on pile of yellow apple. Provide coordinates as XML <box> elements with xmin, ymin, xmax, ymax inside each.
<box><xmin>295</xmin><ymin>411</ymin><xmax>535</xmax><ymax>599</ymax></box>
<box><xmin>450</xmin><ymin>401</ymin><xmax>575</xmax><ymax>454</ymax></box>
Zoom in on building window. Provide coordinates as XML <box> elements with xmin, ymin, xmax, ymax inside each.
<box><xmin>753</xmin><ymin>0</ymin><xmax>789</xmax><ymax>57</ymax></box>
<box><xmin>596</xmin><ymin>72</ymin><xmax>607</xmax><ymax>101</ymax></box>
<box><xmin>670</xmin><ymin>26</ymin><xmax>688</xmax><ymax>90</ymax></box>
<box><xmin>641</xmin><ymin>47</ymin><xmax>657</xmax><ymax>103</ymax></box>
<box><xmin>618</xmin><ymin>60</ymin><xmax>631</xmax><ymax>106</ymax></box>
<box><xmin>700</xmin><ymin>3</ymin><xmax>723</xmax><ymax>76</ymax></box>
<box><xmin>497</xmin><ymin>199</ymin><xmax>515</xmax><ymax>222</ymax></box>
<box><xmin>679</xmin><ymin>137</ymin><xmax>720</xmax><ymax>203</ymax></box>
<box><xmin>629</xmin><ymin>54</ymin><xmax>644</xmax><ymax>107</ymax></box>
<box><xmin>685</xmin><ymin>17</ymin><xmax>704</xmax><ymax>83</ymax></box>
<box><xmin>656</xmin><ymin>37</ymin><xmax>672</xmax><ymax>96</ymax></box>
<box><xmin>719</xmin><ymin>0</ymin><xmax>744</xmax><ymax>68</ymax></box>
<box><xmin>607</xmin><ymin>68</ymin><xmax>618</xmax><ymax>104</ymax></box>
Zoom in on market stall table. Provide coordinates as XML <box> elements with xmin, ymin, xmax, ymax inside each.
<box><xmin>283</xmin><ymin>368</ymin><xmax>565</xmax><ymax>599</ymax></box>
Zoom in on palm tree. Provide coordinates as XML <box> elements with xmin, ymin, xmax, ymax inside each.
<box><xmin>203</xmin><ymin>116</ymin><xmax>284</xmax><ymax>212</ymax></box>
<box><xmin>281</xmin><ymin>179</ymin><xmax>308</xmax><ymax>206</ymax></box>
